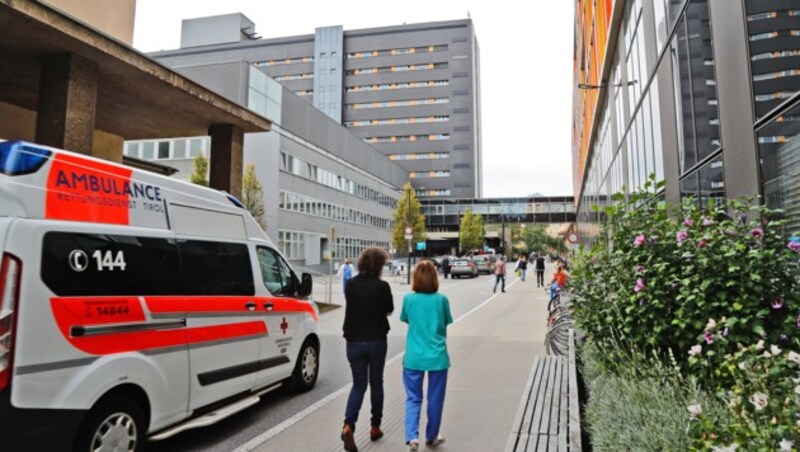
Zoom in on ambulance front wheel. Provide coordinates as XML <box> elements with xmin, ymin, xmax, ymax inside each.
<box><xmin>286</xmin><ymin>338</ymin><xmax>319</xmax><ymax>393</ymax></box>
<box><xmin>74</xmin><ymin>394</ymin><xmax>146</xmax><ymax>452</ymax></box>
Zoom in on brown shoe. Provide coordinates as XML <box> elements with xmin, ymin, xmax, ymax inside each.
<box><xmin>370</xmin><ymin>426</ymin><xmax>384</xmax><ymax>441</ymax></box>
<box><xmin>341</xmin><ymin>424</ymin><xmax>358</xmax><ymax>452</ymax></box>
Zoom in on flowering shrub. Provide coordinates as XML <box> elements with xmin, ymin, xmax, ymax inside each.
<box><xmin>571</xmin><ymin>181</ymin><xmax>800</xmax><ymax>385</ymax></box>
<box><xmin>689</xmin><ymin>339</ymin><xmax>800</xmax><ymax>450</ymax></box>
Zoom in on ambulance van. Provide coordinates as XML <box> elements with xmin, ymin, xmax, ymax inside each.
<box><xmin>0</xmin><ymin>141</ymin><xmax>320</xmax><ymax>451</ymax></box>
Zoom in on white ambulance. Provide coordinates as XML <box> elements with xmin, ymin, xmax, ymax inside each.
<box><xmin>0</xmin><ymin>141</ymin><xmax>320</xmax><ymax>451</ymax></box>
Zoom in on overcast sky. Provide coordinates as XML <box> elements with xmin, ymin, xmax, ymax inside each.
<box><xmin>133</xmin><ymin>0</ymin><xmax>574</xmax><ymax>197</ymax></box>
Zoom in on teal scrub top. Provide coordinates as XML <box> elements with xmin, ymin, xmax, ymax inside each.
<box><xmin>400</xmin><ymin>292</ymin><xmax>453</xmax><ymax>371</ymax></box>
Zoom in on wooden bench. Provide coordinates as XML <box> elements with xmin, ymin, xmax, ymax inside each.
<box><xmin>505</xmin><ymin>329</ymin><xmax>581</xmax><ymax>452</ymax></box>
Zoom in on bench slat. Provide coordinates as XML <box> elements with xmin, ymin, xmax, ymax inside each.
<box><xmin>537</xmin><ymin>357</ymin><xmax>558</xmax><ymax>434</ymax></box>
<box><xmin>548</xmin><ymin>358</ymin><xmax>564</xmax><ymax>437</ymax></box>
<box><xmin>568</xmin><ymin>329</ymin><xmax>582</xmax><ymax>451</ymax></box>
<box><xmin>529</xmin><ymin>357</ymin><xmax>553</xmax><ymax>436</ymax></box>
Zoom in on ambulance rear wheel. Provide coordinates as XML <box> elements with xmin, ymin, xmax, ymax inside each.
<box><xmin>75</xmin><ymin>395</ymin><xmax>145</xmax><ymax>452</ymax></box>
<box><xmin>286</xmin><ymin>339</ymin><xmax>319</xmax><ymax>393</ymax></box>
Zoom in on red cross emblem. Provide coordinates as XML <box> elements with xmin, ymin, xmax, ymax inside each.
<box><xmin>280</xmin><ymin>317</ymin><xmax>288</xmax><ymax>334</ymax></box>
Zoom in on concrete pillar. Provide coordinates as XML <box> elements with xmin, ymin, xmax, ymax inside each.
<box><xmin>35</xmin><ymin>53</ymin><xmax>98</xmax><ymax>154</ymax></box>
<box><xmin>208</xmin><ymin>124</ymin><xmax>244</xmax><ymax>199</ymax></box>
<box><xmin>708</xmin><ymin>0</ymin><xmax>760</xmax><ymax>199</ymax></box>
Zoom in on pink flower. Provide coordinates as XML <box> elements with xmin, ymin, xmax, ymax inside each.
<box><xmin>704</xmin><ymin>331</ymin><xmax>714</xmax><ymax>344</ymax></box>
<box><xmin>723</xmin><ymin>327</ymin><xmax>729</xmax><ymax>337</ymax></box>
<box><xmin>749</xmin><ymin>228</ymin><xmax>764</xmax><ymax>238</ymax></box>
<box><xmin>689</xmin><ymin>344</ymin><xmax>702</xmax><ymax>356</ymax></box>
<box><xmin>633</xmin><ymin>234</ymin><xmax>646</xmax><ymax>247</ymax></box>
<box><xmin>772</xmin><ymin>298</ymin><xmax>784</xmax><ymax>309</ymax></box>
<box><xmin>677</xmin><ymin>230</ymin><xmax>688</xmax><ymax>243</ymax></box>
<box><xmin>697</xmin><ymin>238</ymin><xmax>708</xmax><ymax>248</ymax></box>
<box><xmin>635</xmin><ymin>265</ymin><xmax>646</xmax><ymax>273</ymax></box>
<box><xmin>789</xmin><ymin>241</ymin><xmax>800</xmax><ymax>252</ymax></box>
<box><xmin>634</xmin><ymin>277</ymin><xmax>645</xmax><ymax>293</ymax></box>
<box><xmin>702</xmin><ymin>217</ymin><xmax>714</xmax><ymax>226</ymax></box>
<box><xmin>684</xmin><ymin>218</ymin><xmax>694</xmax><ymax>227</ymax></box>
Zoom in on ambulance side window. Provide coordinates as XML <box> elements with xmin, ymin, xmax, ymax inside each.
<box><xmin>178</xmin><ymin>240</ymin><xmax>254</xmax><ymax>295</ymax></box>
<box><xmin>257</xmin><ymin>246</ymin><xmax>296</xmax><ymax>296</ymax></box>
<box><xmin>41</xmin><ymin>232</ymin><xmax>183</xmax><ymax>296</ymax></box>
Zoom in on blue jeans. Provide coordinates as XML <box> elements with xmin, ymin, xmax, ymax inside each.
<box><xmin>403</xmin><ymin>368</ymin><xmax>448</xmax><ymax>444</ymax></box>
<box><xmin>344</xmin><ymin>339</ymin><xmax>388</xmax><ymax>430</ymax></box>
<box><xmin>494</xmin><ymin>274</ymin><xmax>505</xmax><ymax>292</ymax></box>
<box><xmin>520</xmin><ymin>269</ymin><xmax>527</xmax><ymax>281</ymax></box>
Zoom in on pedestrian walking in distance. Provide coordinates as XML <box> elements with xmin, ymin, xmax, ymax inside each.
<box><xmin>401</xmin><ymin>260</ymin><xmax>452</xmax><ymax>451</ymax></box>
<box><xmin>517</xmin><ymin>255</ymin><xmax>528</xmax><ymax>282</ymax></box>
<box><xmin>535</xmin><ymin>253</ymin><xmax>546</xmax><ymax>287</ymax></box>
<box><xmin>337</xmin><ymin>257</ymin><xmax>355</xmax><ymax>294</ymax></box>
<box><xmin>441</xmin><ymin>255</ymin><xmax>451</xmax><ymax>279</ymax></box>
<box><xmin>493</xmin><ymin>255</ymin><xmax>507</xmax><ymax>293</ymax></box>
<box><xmin>341</xmin><ymin>248</ymin><xmax>394</xmax><ymax>452</ymax></box>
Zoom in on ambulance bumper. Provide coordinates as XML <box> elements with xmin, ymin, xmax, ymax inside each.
<box><xmin>0</xmin><ymin>389</ymin><xmax>86</xmax><ymax>451</ymax></box>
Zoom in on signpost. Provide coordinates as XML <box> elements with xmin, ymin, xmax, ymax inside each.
<box><xmin>327</xmin><ymin>226</ymin><xmax>336</xmax><ymax>304</ymax></box>
<box><xmin>405</xmin><ymin>226</ymin><xmax>412</xmax><ymax>284</ymax></box>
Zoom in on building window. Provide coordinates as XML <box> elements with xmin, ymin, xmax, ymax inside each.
<box><xmin>757</xmin><ymin>101</ymin><xmax>800</xmax><ymax>233</ymax></box>
<box><xmin>346</xmin><ymin>98</ymin><xmax>449</xmax><ymax>110</ymax></box>
<box><xmin>157</xmin><ymin>141</ymin><xmax>170</xmax><ymax>159</ymax></box>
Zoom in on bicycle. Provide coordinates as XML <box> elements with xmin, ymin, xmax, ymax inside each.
<box><xmin>544</xmin><ymin>284</ymin><xmax>575</xmax><ymax>356</ymax></box>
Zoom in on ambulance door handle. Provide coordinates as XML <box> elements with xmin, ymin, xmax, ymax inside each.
<box><xmin>245</xmin><ymin>302</ymin><xmax>256</xmax><ymax>311</ymax></box>
<box><xmin>264</xmin><ymin>302</ymin><xmax>274</xmax><ymax>312</ymax></box>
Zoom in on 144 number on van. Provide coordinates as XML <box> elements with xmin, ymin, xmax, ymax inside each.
<box><xmin>92</xmin><ymin>250</ymin><xmax>127</xmax><ymax>271</ymax></box>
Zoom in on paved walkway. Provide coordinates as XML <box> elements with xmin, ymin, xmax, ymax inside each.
<box><xmin>240</xmin><ymin>275</ymin><xmax>550</xmax><ymax>451</ymax></box>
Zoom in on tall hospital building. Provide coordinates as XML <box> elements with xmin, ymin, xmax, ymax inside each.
<box><xmin>573</xmin><ymin>0</ymin><xmax>800</xmax><ymax>241</ymax></box>
<box><xmin>151</xmin><ymin>15</ymin><xmax>483</xmax><ymax>200</ymax></box>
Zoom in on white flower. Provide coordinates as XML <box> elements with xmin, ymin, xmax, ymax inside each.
<box><xmin>689</xmin><ymin>344</ymin><xmax>702</xmax><ymax>356</ymax></box>
<box><xmin>755</xmin><ymin>340</ymin><xmax>765</xmax><ymax>350</ymax></box>
<box><xmin>780</xmin><ymin>439</ymin><xmax>794</xmax><ymax>452</ymax></box>
<box><xmin>687</xmin><ymin>404</ymin><xmax>702</xmax><ymax>416</ymax></box>
<box><xmin>771</xmin><ymin>345</ymin><xmax>782</xmax><ymax>356</ymax></box>
<box><xmin>738</xmin><ymin>361</ymin><xmax>747</xmax><ymax>370</ymax></box>
<box><xmin>711</xmin><ymin>444</ymin><xmax>739</xmax><ymax>452</ymax></box>
<box><xmin>706</xmin><ymin>318</ymin><xmax>717</xmax><ymax>330</ymax></box>
<box><xmin>749</xmin><ymin>392</ymin><xmax>768</xmax><ymax>411</ymax></box>
<box><xmin>764</xmin><ymin>351</ymin><xmax>773</xmax><ymax>358</ymax></box>
<box><xmin>788</xmin><ymin>351</ymin><xmax>800</xmax><ymax>365</ymax></box>
<box><xmin>728</xmin><ymin>394</ymin><xmax>741</xmax><ymax>408</ymax></box>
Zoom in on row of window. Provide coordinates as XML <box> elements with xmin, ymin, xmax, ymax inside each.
<box><xmin>752</xmin><ymin>49</ymin><xmax>800</xmax><ymax>62</ymax></box>
<box><xmin>416</xmin><ymin>189</ymin><xmax>451</xmax><ymax>197</ymax></box>
<box><xmin>345</xmin><ymin>80</ymin><xmax>449</xmax><ymax>93</ymax></box>
<box><xmin>344</xmin><ymin>116</ymin><xmax>449</xmax><ymax>127</ymax></box>
<box><xmin>747</xmin><ymin>10</ymin><xmax>800</xmax><ymax>21</ymax></box>
<box><xmin>279</xmin><ymin>191</ymin><xmax>392</xmax><ymax>229</ymax></box>
<box><xmin>346</xmin><ymin>45</ymin><xmax>447</xmax><ymax>59</ymax></box>
<box><xmin>254</xmin><ymin>56</ymin><xmax>314</xmax><ymax>67</ymax></box>
<box><xmin>274</xmin><ymin>73</ymin><xmax>313</xmax><ymax>82</ymax></box>
<box><xmin>364</xmin><ymin>134</ymin><xmax>450</xmax><ymax>144</ymax></box>
<box><xmin>750</xmin><ymin>30</ymin><xmax>800</xmax><ymax>41</ymax></box>
<box><xmin>422</xmin><ymin>201</ymin><xmax>575</xmax><ymax>215</ymax></box>
<box><xmin>295</xmin><ymin>90</ymin><xmax>313</xmax><ymax>96</ymax></box>
<box><xmin>125</xmin><ymin>138</ymin><xmax>207</xmax><ymax>161</ymax></box>
<box><xmin>346</xmin><ymin>98</ymin><xmax>449</xmax><ymax>110</ymax></box>
<box><xmin>409</xmin><ymin>170</ymin><xmax>450</xmax><ymax>178</ymax></box>
<box><xmin>388</xmin><ymin>152</ymin><xmax>450</xmax><ymax>161</ymax></box>
<box><xmin>346</xmin><ymin>62</ymin><xmax>448</xmax><ymax>76</ymax></box>
<box><xmin>280</xmin><ymin>152</ymin><xmax>396</xmax><ymax>208</ymax></box>
<box><xmin>277</xmin><ymin>230</ymin><xmax>389</xmax><ymax>261</ymax></box>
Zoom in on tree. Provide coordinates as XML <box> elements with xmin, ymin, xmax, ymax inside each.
<box><xmin>514</xmin><ymin>224</ymin><xmax>568</xmax><ymax>256</ymax></box>
<box><xmin>391</xmin><ymin>182</ymin><xmax>426</xmax><ymax>252</ymax></box>
<box><xmin>459</xmin><ymin>208</ymin><xmax>484</xmax><ymax>252</ymax></box>
<box><xmin>242</xmin><ymin>164</ymin><xmax>267</xmax><ymax>230</ymax></box>
<box><xmin>190</xmin><ymin>153</ymin><xmax>209</xmax><ymax>187</ymax></box>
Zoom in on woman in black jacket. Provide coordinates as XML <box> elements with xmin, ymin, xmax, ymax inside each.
<box><xmin>340</xmin><ymin>247</ymin><xmax>394</xmax><ymax>452</ymax></box>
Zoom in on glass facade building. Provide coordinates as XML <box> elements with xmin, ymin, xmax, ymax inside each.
<box><xmin>573</xmin><ymin>0</ymin><xmax>800</xmax><ymax>242</ymax></box>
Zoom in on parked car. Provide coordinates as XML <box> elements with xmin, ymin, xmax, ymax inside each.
<box><xmin>471</xmin><ymin>255</ymin><xmax>494</xmax><ymax>274</ymax></box>
<box><xmin>450</xmin><ymin>258</ymin><xmax>478</xmax><ymax>278</ymax></box>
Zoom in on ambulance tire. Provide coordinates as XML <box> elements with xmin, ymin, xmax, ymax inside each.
<box><xmin>286</xmin><ymin>339</ymin><xmax>319</xmax><ymax>393</ymax></box>
<box><xmin>74</xmin><ymin>395</ymin><xmax>146</xmax><ymax>452</ymax></box>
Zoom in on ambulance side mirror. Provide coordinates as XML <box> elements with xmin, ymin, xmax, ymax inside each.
<box><xmin>297</xmin><ymin>272</ymin><xmax>313</xmax><ymax>298</ymax></box>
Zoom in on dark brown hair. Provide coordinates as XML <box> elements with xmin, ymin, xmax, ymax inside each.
<box><xmin>412</xmin><ymin>260</ymin><xmax>439</xmax><ymax>293</ymax></box>
<box><xmin>357</xmin><ymin>247</ymin><xmax>388</xmax><ymax>278</ymax></box>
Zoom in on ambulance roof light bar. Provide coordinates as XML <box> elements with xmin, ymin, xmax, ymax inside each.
<box><xmin>0</xmin><ymin>141</ymin><xmax>52</xmax><ymax>176</ymax></box>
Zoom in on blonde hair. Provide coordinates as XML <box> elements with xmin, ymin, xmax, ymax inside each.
<box><xmin>412</xmin><ymin>260</ymin><xmax>439</xmax><ymax>293</ymax></box>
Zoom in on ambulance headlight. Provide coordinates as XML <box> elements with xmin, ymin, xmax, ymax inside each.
<box><xmin>0</xmin><ymin>141</ymin><xmax>52</xmax><ymax>176</ymax></box>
